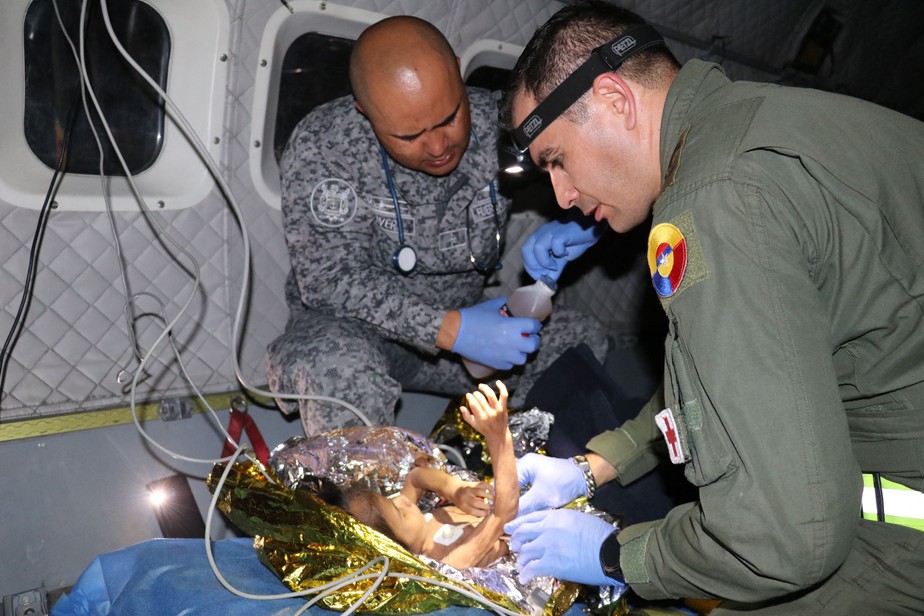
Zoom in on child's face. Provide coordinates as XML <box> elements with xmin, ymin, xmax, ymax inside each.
<box><xmin>377</xmin><ymin>493</ymin><xmax>428</xmax><ymax>553</ymax></box>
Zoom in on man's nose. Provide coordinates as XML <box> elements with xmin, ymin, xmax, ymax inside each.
<box><xmin>423</xmin><ymin>129</ymin><xmax>449</xmax><ymax>157</ymax></box>
<box><xmin>549</xmin><ymin>169</ymin><xmax>579</xmax><ymax>209</ymax></box>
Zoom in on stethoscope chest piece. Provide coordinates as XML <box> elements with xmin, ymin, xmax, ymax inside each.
<box><xmin>379</xmin><ymin>139</ymin><xmax>497</xmax><ymax>275</ymax></box>
<box><xmin>392</xmin><ymin>244</ymin><xmax>417</xmax><ymax>275</ymax></box>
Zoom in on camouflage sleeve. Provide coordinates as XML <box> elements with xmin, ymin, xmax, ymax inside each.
<box><xmin>280</xmin><ymin>115</ymin><xmax>447</xmax><ymax>353</ymax></box>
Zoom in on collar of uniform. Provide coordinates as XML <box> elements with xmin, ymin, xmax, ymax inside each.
<box><xmin>658</xmin><ymin>60</ymin><xmax>730</xmax><ymax>181</ymax></box>
<box><xmin>464</xmin><ymin>88</ymin><xmax>503</xmax><ymax>193</ymax></box>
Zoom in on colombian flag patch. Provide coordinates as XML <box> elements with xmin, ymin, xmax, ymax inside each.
<box><xmin>648</xmin><ymin>223</ymin><xmax>687</xmax><ymax>297</ymax></box>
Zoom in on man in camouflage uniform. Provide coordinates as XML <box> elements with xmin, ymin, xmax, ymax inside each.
<box><xmin>498</xmin><ymin>2</ymin><xmax>924</xmax><ymax>614</ymax></box>
<box><xmin>267</xmin><ymin>16</ymin><xmax>607</xmax><ymax>435</ymax></box>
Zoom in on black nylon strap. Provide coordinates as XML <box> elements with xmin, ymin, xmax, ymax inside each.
<box><xmin>512</xmin><ymin>25</ymin><xmax>665</xmax><ymax>152</ymax></box>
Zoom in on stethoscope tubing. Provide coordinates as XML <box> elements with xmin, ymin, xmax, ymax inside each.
<box><xmin>379</xmin><ymin>141</ymin><xmax>497</xmax><ymax>274</ymax></box>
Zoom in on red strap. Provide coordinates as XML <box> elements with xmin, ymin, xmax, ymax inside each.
<box><xmin>221</xmin><ymin>407</ymin><xmax>270</xmax><ymax>465</ymax></box>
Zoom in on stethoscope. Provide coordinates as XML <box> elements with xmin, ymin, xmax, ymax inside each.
<box><xmin>379</xmin><ymin>141</ymin><xmax>500</xmax><ymax>275</ymax></box>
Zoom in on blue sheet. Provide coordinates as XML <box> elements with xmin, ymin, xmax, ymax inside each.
<box><xmin>52</xmin><ymin>538</ymin><xmax>589</xmax><ymax>615</ymax></box>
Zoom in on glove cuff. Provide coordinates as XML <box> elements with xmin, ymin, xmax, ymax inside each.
<box><xmin>571</xmin><ymin>454</ymin><xmax>596</xmax><ymax>498</ymax></box>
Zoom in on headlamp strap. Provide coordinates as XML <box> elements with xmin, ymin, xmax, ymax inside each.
<box><xmin>512</xmin><ymin>25</ymin><xmax>665</xmax><ymax>151</ymax></box>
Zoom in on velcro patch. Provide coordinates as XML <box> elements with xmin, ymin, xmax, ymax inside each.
<box><xmin>655</xmin><ymin>408</ymin><xmax>685</xmax><ymax>464</ymax></box>
<box><xmin>647</xmin><ymin>210</ymin><xmax>708</xmax><ymax>303</ymax></box>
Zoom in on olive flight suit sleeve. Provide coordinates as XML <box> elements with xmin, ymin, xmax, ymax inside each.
<box><xmin>613</xmin><ymin>157</ymin><xmax>863</xmax><ymax>602</ymax></box>
<box><xmin>586</xmin><ymin>385</ymin><xmax>666</xmax><ymax>485</ymax></box>
<box><xmin>280</xmin><ymin>110</ymin><xmax>448</xmax><ymax>353</ymax></box>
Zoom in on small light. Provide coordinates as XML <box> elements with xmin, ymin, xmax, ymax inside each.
<box><xmin>145</xmin><ymin>475</ymin><xmax>206</xmax><ymax>538</ymax></box>
<box><xmin>148</xmin><ymin>487</ymin><xmax>168</xmax><ymax>508</ymax></box>
<box><xmin>497</xmin><ymin>135</ymin><xmax>535</xmax><ymax>175</ymax></box>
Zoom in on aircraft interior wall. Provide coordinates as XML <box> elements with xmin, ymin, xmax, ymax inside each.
<box><xmin>0</xmin><ymin>0</ymin><xmax>921</xmax><ymax>608</ymax></box>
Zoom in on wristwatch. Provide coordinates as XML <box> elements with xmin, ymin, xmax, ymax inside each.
<box><xmin>599</xmin><ymin>529</ymin><xmax>622</xmax><ymax>581</ymax></box>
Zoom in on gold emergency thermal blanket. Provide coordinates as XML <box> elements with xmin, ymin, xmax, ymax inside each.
<box><xmin>207</xmin><ymin>458</ymin><xmax>579</xmax><ymax>615</ymax></box>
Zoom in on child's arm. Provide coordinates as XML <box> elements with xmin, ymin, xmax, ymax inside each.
<box><xmin>401</xmin><ymin>467</ymin><xmax>494</xmax><ymax>517</ymax></box>
<box><xmin>440</xmin><ymin>381</ymin><xmax>517</xmax><ymax>569</ymax></box>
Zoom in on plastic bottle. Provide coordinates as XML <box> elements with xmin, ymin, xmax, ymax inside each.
<box><xmin>462</xmin><ymin>276</ymin><xmax>558</xmax><ymax>379</ymax></box>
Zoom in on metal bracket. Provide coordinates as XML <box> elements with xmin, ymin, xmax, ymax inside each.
<box><xmin>3</xmin><ymin>587</ymin><xmax>49</xmax><ymax>616</ymax></box>
<box><xmin>157</xmin><ymin>396</ymin><xmax>194</xmax><ymax>421</ymax></box>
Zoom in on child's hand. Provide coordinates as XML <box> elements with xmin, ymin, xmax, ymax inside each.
<box><xmin>453</xmin><ymin>480</ymin><xmax>495</xmax><ymax>517</ymax></box>
<box><xmin>460</xmin><ymin>381</ymin><xmax>509</xmax><ymax>444</ymax></box>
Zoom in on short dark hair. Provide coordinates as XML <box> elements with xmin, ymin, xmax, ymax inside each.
<box><xmin>499</xmin><ymin>0</ymin><xmax>680</xmax><ymax>130</ymax></box>
<box><xmin>316</xmin><ymin>480</ymin><xmax>400</xmax><ymax>543</ymax></box>
<box><xmin>344</xmin><ymin>486</ymin><xmax>400</xmax><ymax>543</ymax></box>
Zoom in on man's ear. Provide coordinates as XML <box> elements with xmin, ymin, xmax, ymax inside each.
<box><xmin>592</xmin><ymin>72</ymin><xmax>636</xmax><ymax>130</ymax></box>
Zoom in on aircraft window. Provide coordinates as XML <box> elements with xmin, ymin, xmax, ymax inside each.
<box><xmin>23</xmin><ymin>0</ymin><xmax>170</xmax><ymax>176</ymax></box>
<box><xmin>465</xmin><ymin>65</ymin><xmax>511</xmax><ymax>91</ymax></box>
<box><xmin>274</xmin><ymin>32</ymin><xmax>354</xmax><ymax>163</ymax></box>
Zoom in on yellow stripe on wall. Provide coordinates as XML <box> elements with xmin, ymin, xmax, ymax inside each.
<box><xmin>0</xmin><ymin>391</ymin><xmax>274</xmax><ymax>442</ymax></box>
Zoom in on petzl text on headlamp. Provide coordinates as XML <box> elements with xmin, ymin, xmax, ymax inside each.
<box><xmin>500</xmin><ymin>25</ymin><xmax>665</xmax><ymax>175</ymax></box>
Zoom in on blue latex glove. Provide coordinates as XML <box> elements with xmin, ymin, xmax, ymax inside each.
<box><xmin>521</xmin><ymin>216</ymin><xmax>605</xmax><ymax>282</ymax></box>
<box><xmin>516</xmin><ymin>453</ymin><xmax>589</xmax><ymax>515</ymax></box>
<box><xmin>452</xmin><ymin>297</ymin><xmax>542</xmax><ymax>370</ymax></box>
<box><xmin>506</xmin><ymin>509</ymin><xmax>624</xmax><ymax>587</ymax></box>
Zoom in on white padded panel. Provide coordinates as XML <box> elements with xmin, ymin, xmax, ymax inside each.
<box><xmin>3</xmin><ymin>0</ymin><xmax>920</xmax><ymax>421</ymax></box>
<box><xmin>0</xmin><ymin>0</ymin><xmax>278</xmax><ymax>419</ymax></box>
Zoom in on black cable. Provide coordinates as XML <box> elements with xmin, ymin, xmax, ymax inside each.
<box><xmin>0</xmin><ymin>95</ymin><xmax>81</xmax><ymax>400</ymax></box>
<box><xmin>872</xmin><ymin>472</ymin><xmax>886</xmax><ymax>523</ymax></box>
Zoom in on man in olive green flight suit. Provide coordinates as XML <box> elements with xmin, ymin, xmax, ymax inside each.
<box><xmin>498</xmin><ymin>2</ymin><xmax>924</xmax><ymax>614</ymax></box>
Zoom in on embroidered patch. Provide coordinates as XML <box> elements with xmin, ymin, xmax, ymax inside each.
<box><xmin>310</xmin><ymin>179</ymin><xmax>357</xmax><ymax>227</ymax></box>
<box><xmin>470</xmin><ymin>187</ymin><xmax>495</xmax><ymax>222</ymax></box>
<box><xmin>648</xmin><ymin>223</ymin><xmax>688</xmax><ymax>297</ymax></box>
<box><xmin>655</xmin><ymin>408</ymin><xmax>685</xmax><ymax>464</ymax></box>
<box><xmin>374</xmin><ymin>212</ymin><xmax>415</xmax><ymax>236</ymax></box>
<box><xmin>438</xmin><ymin>228</ymin><xmax>467</xmax><ymax>251</ymax></box>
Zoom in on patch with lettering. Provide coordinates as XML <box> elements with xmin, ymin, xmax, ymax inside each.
<box><xmin>648</xmin><ymin>223</ymin><xmax>687</xmax><ymax>297</ymax></box>
<box><xmin>374</xmin><ymin>213</ymin><xmax>415</xmax><ymax>236</ymax></box>
<box><xmin>470</xmin><ymin>187</ymin><xmax>495</xmax><ymax>222</ymax></box>
<box><xmin>310</xmin><ymin>179</ymin><xmax>357</xmax><ymax>227</ymax></box>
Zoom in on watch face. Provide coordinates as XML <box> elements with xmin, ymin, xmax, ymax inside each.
<box><xmin>599</xmin><ymin>529</ymin><xmax>622</xmax><ymax>579</ymax></box>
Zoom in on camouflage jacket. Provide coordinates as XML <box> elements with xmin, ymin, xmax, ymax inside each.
<box><xmin>280</xmin><ymin>88</ymin><xmax>509</xmax><ymax>353</ymax></box>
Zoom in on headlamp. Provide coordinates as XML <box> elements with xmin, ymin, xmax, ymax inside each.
<box><xmin>500</xmin><ymin>24</ymin><xmax>665</xmax><ymax>175</ymax></box>
<box><xmin>498</xmin><ymin>136</ymin><xmax>532</xmax><ymax>175</ymax></box>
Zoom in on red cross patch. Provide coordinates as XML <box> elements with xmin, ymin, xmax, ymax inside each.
<box><xmin>655</xmin><ymin>408</ymin><xmax>685</xmax><ymax>464</ymax></box>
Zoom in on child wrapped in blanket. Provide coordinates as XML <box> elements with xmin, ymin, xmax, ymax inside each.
<box><xmin>320</xmin><ymin>381</ymin><xmax>516</xmax><ymax>569</ymax></box>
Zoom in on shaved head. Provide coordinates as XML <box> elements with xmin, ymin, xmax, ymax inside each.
<box><xmin>350</xmin><ymin>16</ymin><xmax>459</xmax><ymax>112</ymax></box>
<box><xmin>349</xmin><ymin>16</ymin><xmax>471</xmax><ymax>176</ymax></box>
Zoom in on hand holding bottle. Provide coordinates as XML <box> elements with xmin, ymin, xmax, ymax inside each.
<box><xmin>452</xmin><ymin>298</ymin><xmax>541</xmax><ymax>371</ymax></box>
<box><xmin>460</xmin><ymin>277</ymin><xmax>557</xmax><ymax>377</ymax></box>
